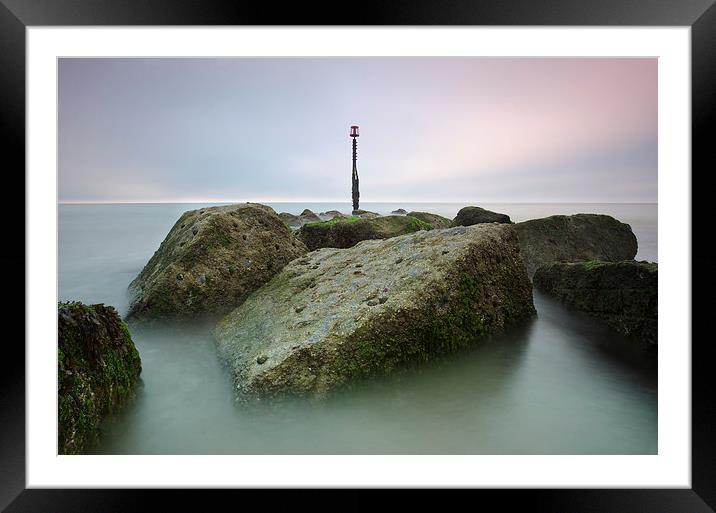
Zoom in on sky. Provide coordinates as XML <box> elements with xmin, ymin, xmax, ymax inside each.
<box><xmin>58</xmin><ymin>57</ymin><xmax>657</xmax><ymax>203</ymax></box>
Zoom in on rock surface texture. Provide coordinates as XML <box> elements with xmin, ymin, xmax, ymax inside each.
<box><xmin>297</xmin><ymin>215</ymin><xmax>433</xmax><ymax>251</ymax></box>
<box><xmin>128</xmin><ymin>203</ymin><xmax>307</xmax><ymax>320</ymax></box>
<box><xmin>215</xmin><ymin>224</ymin><xmax>536</xmax><ymax>400</ymax></box>
<box><xmin>515</xmin><ymin>214</ymin><xmax>638</xmax><ymax>277</ymax></box>
<box><xmin>407</xmin><ymin>211</ymin><xmax>453</xmax><ymax>229</ymax></box>
<box><xmin>58</xmin><ymin>302</ymin><xmax>142</xmax><ymax>454</ymax></box>
<box><xmin>533</xmin><ymin>260</ymin><xmax>657</xmax><ymax>345</ymax></box>
<box><xmin>453</xmin><ymin>206</ymin><xmax>512</xmax><ymax>226</ymax></box>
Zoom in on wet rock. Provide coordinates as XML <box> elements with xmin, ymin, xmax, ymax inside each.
<box><xmin>515</xmin><ymin>214</ymin><xmax>638</xmax><ymax>277</ymax></box>
<box><xmin>215</xmin><ymin>224</ymin><xmax>536</xmax><ymax>400</ymax></box>
<box><xmin>257</xmin><ymin>355</ymin><xmax>268</xmax><ymax>364</ymax></box>
<box><xmin>453</xmin><ymin>206</ymin><xmax>512</xmax><ymax>226</ymax></box>
<box><xmin>298</xmin><ymin>215</ymin><xmax>433</xmax><ymax>251</ymax></box>
<box><xmin>534</xmin><ymin>260</ymin><xmax>657</xmax><ymax>345</ymax></box>
<box><xmin>127</xmin><ymin>203</ymin><xmax>308</xmax><ymax>320</ymax></box>
<box><xmin>58</xmin><ymin>301</ymin><xmax>141</xmax><ymax>454</ymax></box>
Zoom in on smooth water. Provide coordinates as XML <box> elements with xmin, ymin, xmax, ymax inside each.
<box><xmin>58</xmin><ymin>202</ymin><xmax>657</xmax><ymax>454</ymax></box>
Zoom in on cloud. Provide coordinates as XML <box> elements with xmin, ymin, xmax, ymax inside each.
<box><xmin>58</xmin><ymin>57</ymin><xmax>657</xmax><ymax>203</ymax></box>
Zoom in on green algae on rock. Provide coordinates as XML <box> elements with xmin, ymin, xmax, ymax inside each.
<box><xmin>215</xmin><ymin>224</ymin><xmax>536</xmax><ymax>400</ymax></box>
<box><xmin>407</xmin><ymin>211</ymin><xmax>453</xmax><ymax>229</ymax></box>
<box><xmin>452</xmin><ymin>206</ymin><xmax>512</xmax><ymax>226</ymax></box>
<box><xmin>127</xmin><ymin>203</ymin><xmax>308</xmax><ymax>320</ymax></box>
<box><xmin>533</xmin><ymin>260</ymin><xmax>657</xmax><ymax>345</ymax></box>
<box><xmin>58</xmin><ymin>301</ymin><xmax>142</xmax><ymax>454</ymax></box>
<box><xmin>515</xmin><ymin>213</ymin><xmax>638</xmax><ymax>277</ymax></box>
<box><xmin>297</xmin><ymin>215</ymin><xmax>433</xmax><ymax>251</ymax></box>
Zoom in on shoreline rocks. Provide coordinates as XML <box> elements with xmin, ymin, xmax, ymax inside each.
<box><xmin>453</xmin><ymin>206</ymin><xmax>511</xmax><ymax>226</ymax></box>
<box><xmin>278</xmin><ymin>209</ymin><xmax>322</xmax><ymax>228</ymax></box>
<box><xmin>127</xmin><ymin>203</ymin><xmax>307</xmax><ymax>320</ymax></box>
<box><xmin>319</xmin><ymin>210</ymin><xmax>345</xmax><ymax>220</ymax></box>
<box><xmin>215</xmin><ymin>224</ymin><xmax>536</xmax><ymax>400</ymax></box>
<box><xmin>351</xmin><ymin>209</ymin><xmax>380</xmax><ymax>219</ymax></box>
<box><xmin>515</xmin><ymin>214</ymin><xmax>638</xmax><ymax>277</ymax></box>
<box><xmin>407</xmin><ymin>211</ymin><xmax>452</xmax><ymax>229</ymax></box>
<box><xmin>297</xmin><ymin>215</ymin><xmax>433</xmax><ymax>251</ymax></box>
<box><xmin>533</xmin><ymin>260</ymin><xmax>657</xmax><ymax>345</ymax></box>
<box><xmin>58</xmin><ymin>301</ymin><xmax>142</xmax><ymax>454</ymax></box>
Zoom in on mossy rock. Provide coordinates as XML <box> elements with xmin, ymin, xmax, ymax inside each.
<box><xmin>128</xmin><ymin>203</ymin><xmax>308</xmax><ymax>320</ymax></box>
<box><xmin>515</xmin><ymin>213</ymin><xmax>638</xmax><ymax>277</ymax></box>
<box><xmin>533</xmin><ymin>260</ymin><xmax>657</xmax><ymax>345</ymax></box>
<box><xmin>297</xmin><ymin>215</ymin><xmax>433</xmax><ymax>251</ymax></box>
<box><xmin>407</xmin><ymin>211</ymin><xmax>453</xmax><ymax>229</ymax></box>
<box><xmin>58</xmin><ymin>301</ymin><xmax>142</xmax><ymax>454</ymax></box>
<box><xmin>215</xmin><ymin>224</ymin><xmax>536</xmax><ymax>400</ymax></box>
<box><xmin>452</xmin><ymin>206</ymin><xmax>512</xmax><ymax>226</ymax></box>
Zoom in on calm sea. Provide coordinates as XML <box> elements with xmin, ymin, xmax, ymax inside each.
<box><xmin>58</xmin><ymin>202</ymin><xmax>657</xmax><ymax>454</ymax></box>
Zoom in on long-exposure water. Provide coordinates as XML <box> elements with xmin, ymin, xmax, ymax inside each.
<box><xmin>58</xmin><ymin>202</ymin><xmax>657</xmax><ymax>454</ymax></box>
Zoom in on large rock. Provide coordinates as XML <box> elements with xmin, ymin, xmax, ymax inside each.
<box><xmin>453</xmin><ymin>206</ymin><xmax>511</xmax><ymax>226</ymax></box>
<box><xmin>407</xmin><ymin>211</ymin><xmax>453</xmax><ymax>229</ymax></box>
<box><xmin>215</xmin><ymin>224</ymin><xmax>536</xmax><ymax>400</ymax></box>
<box><xmin>297</xmin><ymin>215</ymin><xmax>433</xmax><ymax>251</ymax></box>
<box><xmin>58</xmin><ymin>301</ymin><xmax>142</xmax><ymax>454</ymax></box>
<box><xmin>128</xmin><ymin>203</ymin><xmax>307</xmax><ymax>320</ymax></box>
<box><xmin>515</xmin><ymin>214</ymin><xmax>638</xmax><ymax>277</ymax></box>
<box><xmin>533</xmin><ymin>260</ymin><xmax>657</xmax><ymax>345</ymax></box>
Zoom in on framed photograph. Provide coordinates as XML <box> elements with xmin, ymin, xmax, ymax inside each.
<box><xmin>3</xmin><ymin>0</ymin><xmax>713</xmax><ymax>510</ymax></box>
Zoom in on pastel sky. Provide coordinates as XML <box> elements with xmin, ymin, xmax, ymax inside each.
<box><xmin>58</xmin><ymin>58</ymin><xmax>657</xmax><ymax>203</ymax></box>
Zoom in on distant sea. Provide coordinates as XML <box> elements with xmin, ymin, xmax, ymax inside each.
<box><xmin>58</xmin><ymin>202</ymin><xmax>657</xmax><ymax>455</ymax></box>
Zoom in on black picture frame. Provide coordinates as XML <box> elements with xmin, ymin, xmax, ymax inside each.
<box><xmin>2</xmin><ymin>1</ymin><xmax>712</xmax><ymax>511</ymax></box>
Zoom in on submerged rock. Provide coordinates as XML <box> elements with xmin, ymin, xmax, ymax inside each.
<box><xmin>407</xmin><ymin>211</ymin><xmax>453</xmax><ymax>229</ymax></box>
<box><xmin>127</xmin><ymin>203</ymin><xmax>307</xmax><ymax>320</ymax></box>
<box><xmin>215</xmin><ymin>224</ymin><xmax>536</xmax><ymax>400</ymax></box>
<box><xmin>453</xmin><ymin>206</ymin><xmax>511</xmax><ymax>226</ymax></box>
<box><xmin>58</xmin><ymin>301</ymin><xmax>142</xmax><ymax>454</ymax></box>
<box><xmin>533</xmin><ymin>260</ymin><xmax>657</xmax><ymax>345</ymax></box>
<box><xmin>297</xmin><ymin>215</ymin><xmax>433</xmax><ymax>251</ymax></box>
<box><xmin>515</xmin><ymin>214</ymin><xmax>638</xmax><ymax>277</ymax></box>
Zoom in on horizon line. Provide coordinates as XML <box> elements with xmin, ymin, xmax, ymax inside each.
<box><xmin>58</xmin><ymin>199</ymin><xmax>659</xmax><ymax>206</ymax></box>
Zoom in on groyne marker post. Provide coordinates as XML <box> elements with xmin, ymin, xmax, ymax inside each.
<box><xmin>350</xmin><ymin>125</ymin><xmax>360</xmax><ymax>212</ymax></box>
